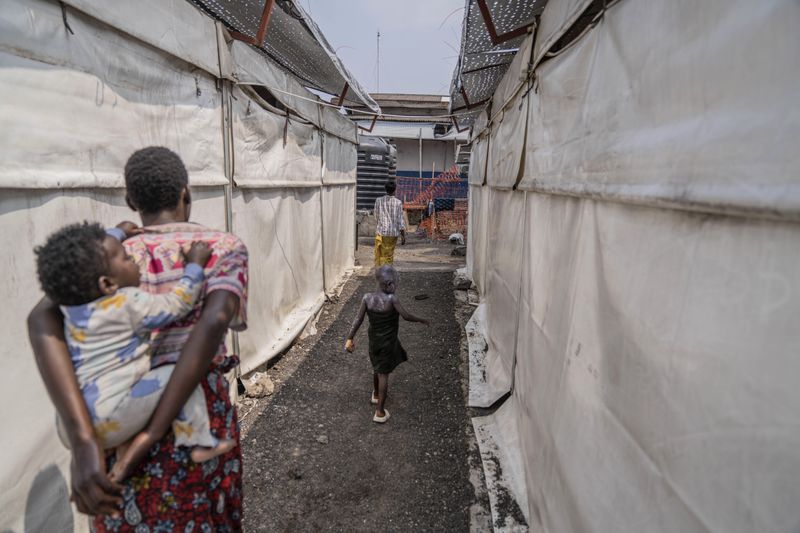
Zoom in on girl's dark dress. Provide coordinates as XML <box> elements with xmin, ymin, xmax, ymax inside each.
<box><xmin>367</xmin><ymin>308</ymin><xmax>408</xmax><ymax>373</ymax></box>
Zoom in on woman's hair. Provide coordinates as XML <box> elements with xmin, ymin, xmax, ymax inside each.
<box><xmin>385</xmin><ymin>180</ymin><xmax>397</xmax><ymax>194</ymax></box>
<box><xmin>124</xmin><ymin>147</ymin><xmax>188</xmax><ymax>214</ymax></box>
<box><xmin>35</xmin><ymin>222</ymin><xmax>109</xmax><ymax>306</ymax></box>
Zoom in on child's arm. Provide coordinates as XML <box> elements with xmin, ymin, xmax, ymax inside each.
<box><xmin>391</xmin><ymin>295</ymin><xmax>429</xmax><ymax>325</ymax></box>
<box><xmin>107</xmin><ymin>221</ymin><xmax>143</xmax><ymax>241</ymax></box>
<box><xmin>344</xmin><ymin>296</ymin><xmax>368</xmax><ymax>352</ymax></box>
<box><xmin>128</xmin><ymin>242</ymin><xmax>213</xmax><ymax>330</ymax></box>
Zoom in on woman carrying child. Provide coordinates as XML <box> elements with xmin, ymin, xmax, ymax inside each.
<box><xmin>27</xmin><ymin>147</ymin><xmax>248</xmax><ymax>531</ymax></box>
<box><xmin>345</xmin><ymin>265</ymin><xmax>429</xmax><ymax>423</ymax></box>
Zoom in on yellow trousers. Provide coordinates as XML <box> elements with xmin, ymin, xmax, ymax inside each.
<box><xmin>374</xmin><ymin>234</ymin><xmax>398</xmax><ymax>266</ymax></box>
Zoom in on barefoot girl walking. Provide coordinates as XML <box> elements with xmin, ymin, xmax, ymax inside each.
<box><xmin>345</xmin><ymin>265</ymin><xmax>429</xmax><ymax>423</ymax></box>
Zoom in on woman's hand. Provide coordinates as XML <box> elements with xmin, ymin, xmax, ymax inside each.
<box><xmin>184</xmin><ymin>241</ymin><xmax>213</xmax><ymax>267</ymax></box>
<box><xmin>344</xmin><ymin>339</ymin><xmax>355</xmax><ymax>352</ymax></box>
<box><xmin>70</xmin><ymin>438</ymin><xmax>123</xmax><ymax>516</ymax></box>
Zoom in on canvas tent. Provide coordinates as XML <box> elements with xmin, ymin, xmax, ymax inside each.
<box><xmin>0</xmin><ymin>0</ymin><xmax>367</xmax><ymax>530</ymax></box>
<box><xmin>458</xmin><ymin>0</ymin><xmax>800</xmax><ymax>531</ymax></box>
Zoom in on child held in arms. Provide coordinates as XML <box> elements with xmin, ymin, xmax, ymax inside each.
<box><xmin>34</xmin><ymin>221</ymin><xmax>235</xmax><ymax>473</ymax></box>
<box><xmin>345</xmin><ymin>265</ymin><xmax>429</xmax><ymax>423</ymax></box>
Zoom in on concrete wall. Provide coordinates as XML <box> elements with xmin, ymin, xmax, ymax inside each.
<box><xmin>394</xmin><ymin>138</ymin><xmax>458</xmax><ymax>177</ymax></box>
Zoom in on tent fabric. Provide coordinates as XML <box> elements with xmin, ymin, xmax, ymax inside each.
<box><xmin>532</xmin><ymin>0</ymin><xmax>594</xmax><ymax>66</ymax></box>
<box><xmin>0</xmin><ymin>1</ymin><xmax>357</xmax><ymax>529</ymax></box>
<box><xmin>491</xmin><ymin>32</ymin><xmax>534</xmax><ymax>114</ymax></box>
<box><xmin>321</xmin><ymin>184</ymin><xmax>356</xmax><ymax>293</ymax></box>
<box><xmin>466</xmin><ymin>184</ymin><xmax>489</xmax><ymax>293</ymax></box>
<box><xmin>322</xmin><ymin>134</ymin><xmax>357</xmax><ymax>185</ymax></box>
<box><xmin>231</xmin><ymin>86</ymin><xmax>323</xmax><ymax>188</ymax></box>
<box><xmin>467</xmin><ymin>135</ymin><xmax>489</xmax><ymax>186</ymax></box>
<box><xmin>481</xmin><ymin>189</ymin><xmax>526</xmax><ymax>404</ymax></box>
<box><xmin>512</xmin><ymin>193</ymin><xmax>800</xmax><ymax>532</ymax></box>
<box><xmin>232</xmin><ymin>188</ymin><xmax>325</xmax><ymax>374</ymax></box>
<box><xmin>0</xmin><ymin>0</ymin><xmax>226</xmax><ymax>189</ymax></box>
<box><xmin>471</xmin><ymin>110</ymin><xmax>489</xmax><ymax>143</ymax></box>
<box><xmin>230</xmin><ymin>40</ymin><xmax>324</xmax><ymax>129</ymax></box>
<box><xmin>486</xmin><ymin>96</ymin><xmax>529</xmax><ymax>189</ymax></box>
<box><xmin>519</xmin><ymin>0</ymin><xmax>800</xmax><ymax>220</ymax></box>
<box><xmin>230</xmin><ymin>41</ymin><xmax>358</xmax><ymax>144</ymax></box>
<box><xmin>320</xmin><ymin>105</ymin><xmax>358</xmax><ymax>145</ymax></box>
<box><xmin>465</xmin><ymin>0</ymin><xmax>800</xmax><ymax>531</ymax></box>
<box><xmin>61</xmin><ymin>0</ymin><xmax>220</xmax><ymax>77</ymax></box>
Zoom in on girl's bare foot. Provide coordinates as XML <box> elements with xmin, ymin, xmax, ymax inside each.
<box><xmin>190</xmin><ymin>439</ymin><xmax>236</xmax><ymax>463</ymax></box>
<box><xmin>372</xmin><ymin>409</ymin><xmax>390</xmax><ymax>423</ymax></box>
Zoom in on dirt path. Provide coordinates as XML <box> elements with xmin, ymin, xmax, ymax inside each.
<box><xmin>240</xmin><ymin>262</ymin><xmax>481</xmax><ymax>531</ymax></box>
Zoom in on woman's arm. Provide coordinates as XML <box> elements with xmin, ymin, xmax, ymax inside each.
<box><xmin>345</xmin><ymin>297</ymin><xmax>368</xmax><ymax>352</ymax></box>
<box><xmin>391</xmin><ymin>295</ymin><xmax>429</xmax><ymax>325</ymax></box>
<box><xmin>110</xmin><ymin>290</ymin><xmax>240</xmax><ymax>480</ymax></box>
<box><xmin>27</xmin><ymin>297</ymin><xmax>123</xmax><ymax>516</ymax></box>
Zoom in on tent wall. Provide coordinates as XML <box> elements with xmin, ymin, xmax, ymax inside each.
<box><xmin>467</xmin><ymin>0</ymin><xmax>800</xmax><ymax>531</ymax></box>
<box><xmin>321</xmin><ymin>183</ymin><xmax>357</xmax><ymax>293</ymax></box>
<box><xmin>232</xmin><ymin>188</ymin><xmax>325</xmax><ymax>374</ymax></box>
<box><xmin>0</xmin><ymin>0</ymin><xmax>356</xmax><ymax>530</ymax></box>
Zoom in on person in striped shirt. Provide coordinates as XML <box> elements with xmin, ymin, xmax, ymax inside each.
<box><xmin>373</xmin><ymin>180</ymin><xmax>406</xmax><ymax>266</ymax></box>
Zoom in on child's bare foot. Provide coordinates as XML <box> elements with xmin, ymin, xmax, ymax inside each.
<box><xmin>372</xmin><ymin>409</ymin><xmax>390</xmax><ymax>423</ymax></box>
<box><xmin>190</xmin><ymin>439</ymin><xmax>236</xmax><ymax>463</ymax></box>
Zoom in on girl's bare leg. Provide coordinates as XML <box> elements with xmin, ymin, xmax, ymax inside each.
<box><xmin>376</xmin><ymin>373</ymin><xmax>389</xmax><ymax>417</ymax></box>
<box><xmin>373</xmin><ymin>373</ymin><xmax>379</xmax><ymax>403</ymax></box>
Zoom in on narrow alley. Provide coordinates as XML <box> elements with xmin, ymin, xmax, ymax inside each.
<box><xmin>239</xmin><ymin>239</ymin><xmax>488</xmax><ymax>531</ymax></box>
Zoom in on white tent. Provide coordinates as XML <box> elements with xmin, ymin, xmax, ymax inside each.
<box><xmin>462</xmin><ymin>0</ymin><xmax>800</xmax><ymax>531</ymax></box>
<box><xmin>0</xmin><ymin>0</ymin><xmax>361</xmax><ymax>530</ymax></box>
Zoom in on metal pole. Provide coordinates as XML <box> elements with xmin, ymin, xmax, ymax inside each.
<box><xmin>376</xmin><ymin>30</ymin><xmax>381</xmax><ymax>93</ymax></box>
<box><xmin>319</xmin><ymin>133</ymin><xmax>328</xmax><ymax>295</ymax></box>
<box><xmin>418</xmin><ymin>128</ymin><xmax>422</xmax><ymax>181</ymax></box>
<box><xmin>220</xmin><ymin>79</ymin><xmax>241</xmax><ymax>377</ymax></box>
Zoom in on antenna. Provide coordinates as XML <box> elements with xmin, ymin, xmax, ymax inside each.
<box><xmin>376</xmin><ymin>29</ymin><xmax>381</xmax><ymax>93</ymax></box>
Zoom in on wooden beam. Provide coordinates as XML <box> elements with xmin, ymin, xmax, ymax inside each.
<box><xmin>228</xmin><ymin>0</ymin><xmax>276</xmax><ymax>46</ymax></box>
<box><xmin>451</xmin><ymin>116</ymin><xmax>469</xmax><ymax>133</ymax></box>
<box><xmin>339</xmin><ymin>82</ymin><xmax>349</xmax><ymax>108</ymax></box>
<box><xmin>460</xmin><ymin>86</ymin><xmax>472</xmax><ymax>109</ymax></box>
<box><xmin>230</xmin><ymin>30</ymin><xmax>256</xmax><ymax>45</ymax></box>
<box><xmin>358</xmin><ymin>115</ymin><xmax>379</xmax><ymax>133</ymax></box>
<box><xmin>461</xmin><ymin>62</ymin><xmax>505</xmax><ymax>76</ymax></box>
<box><xmin>475</xmin><ymin>0</ymin><xmax>533</xmax><ymax>45</ymax></box>
<box><xmin>254</xmin><ymin>0</ymin><xmax>276</xmax><ymax>46</ymax></box>
<box><xmin>450</xmin><ymin>97</ymin><xmax>490</xmax><ymax>113</ymax></box>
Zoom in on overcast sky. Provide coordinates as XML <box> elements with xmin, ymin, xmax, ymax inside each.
<box><xmin>304</xmin><ymin>0</ymin><xmax>465</xmax><ymax>96</ymax></box>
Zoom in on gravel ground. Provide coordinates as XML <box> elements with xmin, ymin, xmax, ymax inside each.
<box><xmin>240</xmin><ymin>262</ymin><xmax>481</xmax><ymax>532</ymax></box>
